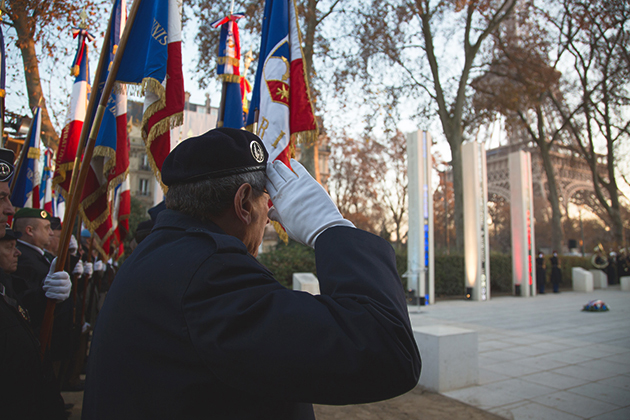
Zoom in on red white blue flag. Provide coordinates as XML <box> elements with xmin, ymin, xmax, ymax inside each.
<box><xmin>11</xmin><ymin>107</ymin><xmax>42</xmax><ymax>208</ymax></box>
<box><xmin>115</xmin><ymin>0</ymin><xmax>184</xmax><ymax>191</ymax></box>
<box><xmin>1</xmin><ymin>26</ymin><xmax>6</xmax><ymax>102</ymax></box>
<box><xmin>111</xmin><ymin>176</ymin><xmax>130</xmax><ymax>260</ymax></box>
<box><xmin>245</xmin><ymin>0</ymin><xmax>317</xmax><ymax>166</ymax></box>
<box><xmin>53</xmin><ymin>27</ymin><xmax>93</xmax><ymax>197</ymax></box>
<box><xmin>212</xmin><ymin>12</ymin><xmax>245</xmax><ymax>128</ymax></box>
<box><xmin>79</xmin><ymin>0</ymin><xmax>129</xmax><ymax>257</ymax></box>
<box><xmin>40</xmin><ymin>147</ymin><xmax>54</xmax><ymax>214</ymax></box>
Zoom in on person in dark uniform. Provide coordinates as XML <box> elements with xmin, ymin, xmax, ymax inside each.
<box><xmin>12</xmin><ymin>208</ymin><xmax>55</xmax><ymax>327</ymax></box>
<box><xmin>550</xmin><ymin>251</ymin><xmax>562</xmax><ymax>293</ymax></box>
<box><xmin>535</xmin><ymin>252</ymin><xmax>546</xmax><ymax>294</ymax></box>
<box><xmin>607</xmin><ymin>250</ymin><xmax>618</xmax><ymax>285</ymax></box>
<box><xmin>0</xmin><ymin>148</ymin><xmax>70</xmax><ymax>419</ymax></box>
<box><xmin>83</xmin><ymin>128</ymin><xmax>421</xmax><ymax>420</ymax></box>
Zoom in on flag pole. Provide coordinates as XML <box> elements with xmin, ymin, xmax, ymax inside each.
<box><xmin>39</xmin><ymin>0</ymin><xmax>144</xmax><ymax>357</ymax></box>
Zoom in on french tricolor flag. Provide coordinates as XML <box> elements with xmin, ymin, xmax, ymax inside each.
<box><xmin>245</xmin><ymin>0</ymin><xmax>318</xmax><ymax>166</ymax></box>
<box><xmin>79</xmin><ymin>0</ymin><xmax>128</xmax><ymax>258</ymax></box>
<box><xmin>115</xmin><ymin>0</ymin><xmax>184</xmax><ymax>191</ymax></box>
<box><xmin>11</xmin><ymin>107</ymin><xmax>42</xmax><ymax>208</ymax></box>
<box><xmin>53</xmin><ymin>26</ymin><xmax>93</xmax><ymax>198</ymax></box>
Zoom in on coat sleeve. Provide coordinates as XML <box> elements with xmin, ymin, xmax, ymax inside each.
<box><xmin>182</xmin><ymin>226</ymin><xmax>421</xmax><ymax>405</ymax></box>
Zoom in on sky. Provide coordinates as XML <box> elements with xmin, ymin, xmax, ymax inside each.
<box><xmin>3</xmin><ymin>2</ymin><xmax>628</xmax><ymax>207</ymax></box>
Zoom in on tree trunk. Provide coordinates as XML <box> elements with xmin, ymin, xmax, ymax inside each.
<box><xmin>12</xmin><ymin>8</ymin><xmax>59</xmax><ymax>149</ymax></box>
<box><xmin>297</xmin><ymin>0</ymin><xmax>318</xmax><ymax>176</ymax></box>
<box><xmin>538</xmin><ymin>140</ymin><xmax>564</xmax><ymax>253</ymax></box>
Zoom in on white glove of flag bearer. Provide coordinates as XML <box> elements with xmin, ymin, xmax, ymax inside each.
<box><xmin>84</xmin><ymin>262</ymin><xmax>93</xmax><ymax>277</ymax></box>
<box><xmin>94</xmin><ymin>260</ymin><xmax>105</xmax><ymax>272</ymax></box>
<box><xmin>266</xmin><ymin>159</ymin><xmax>354</xmax><ymax>248</ymax></box>
<box><xmin>73</xmin><ymin>260</ymin><xmax>84</xmax><ymax>276</ymax></box>
<box><xmin>43</xmin><ymin>258</ymin><xmax>72</xmax><ymax>302</ymax></box>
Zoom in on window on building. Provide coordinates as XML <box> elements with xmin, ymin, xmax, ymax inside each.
<box><xmin>139</xmin><ymin>178</ymin><xmax>150</xmax><ymax>196</ymax></box>
<box><xmin>141</xmin><ymin>154</ymin><xmax>150</xmax><ymax>170</ymax></box>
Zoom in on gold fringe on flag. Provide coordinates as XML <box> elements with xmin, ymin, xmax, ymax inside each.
<box><xmin>71</xmin><ymin>65</ymin><xmax>80</xmax><ymax>77</ymax></box>
<box><xmin>271</xmin><ymin>220</ymin><xmax>288</xmax><ymax>244</ymax></box>
<box><xmin>219</xmin><ymin>74</ymin><xmax>241</xmax><ymax>84</ymax></box>
<box><xmin>217</xmin><ymin>56</ymin><xmax>240</xmax><ymax>67</ymax></box>
<box><xmin>52</xmin><ymin>162</ymin><xmax>75</xmax><ymax>199</ymax></box>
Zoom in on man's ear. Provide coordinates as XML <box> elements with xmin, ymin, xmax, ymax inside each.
<box><xmin>233</xmin><ymin>183</ymin><xmax>254</xmax><ymax>225</ymax></box>
<box><xmin>24</xmin><ymin>224</ymin><xmax>34</xmax><ymax>237</ymax></box>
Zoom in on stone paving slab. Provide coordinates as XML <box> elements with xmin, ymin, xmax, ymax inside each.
<box><xmin>409</xmin><ymin>286</ymin><xmax>630</xmax><ymax>420</ymax></box>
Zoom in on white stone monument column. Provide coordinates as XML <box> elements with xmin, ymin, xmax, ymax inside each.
<box><xmin>462</xmin><ymin>141</ymin><xmax>490</xmax><ymax>301</ymax></box>
<box><xmin>405</xmin><ymin>130</ymin><xmax>435</xmax><ymax>305</ymax></box>
<box><xmin>509</xmin><ymin>150</ymin><xmax>536</xmax><ymax>297</ymax></box>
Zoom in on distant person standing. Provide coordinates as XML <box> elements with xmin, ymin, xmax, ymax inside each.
<box><xmin>607</xmin><ymin>250</ymin><xmax>618</xmax><ymax>285</ymax></box>
<box><xmin>535</xmin><ymin>252</ymin><xmax>546</xmax><ymax>294</ymax></box>
<box><xmin>550</xmin><ymin>251</ymin><xmax>562</xmax><ymax>293</ymax></box>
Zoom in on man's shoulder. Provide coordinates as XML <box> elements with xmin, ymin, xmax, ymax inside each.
<box><xmin>151</xmin><ymin>209</ymin><xmax>248</xmax><ymax>255</ymax></box>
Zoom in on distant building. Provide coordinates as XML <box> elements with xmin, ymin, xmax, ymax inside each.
<box><xmin>126</xmin><ymin>93</ymin><xmax>218</xmax><ymax>209</ymax></box>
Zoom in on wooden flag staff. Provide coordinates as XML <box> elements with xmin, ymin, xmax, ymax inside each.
<box><xmin>39</xmin><ymin>0</ymin><xmax>144</xmax><ymax>357</ymax></box>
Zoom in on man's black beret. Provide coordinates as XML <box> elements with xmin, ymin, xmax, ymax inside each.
<box><xmin>0</xmin><ymin>148</ymin><xmax>15</xmax><ymax>182</ymax></box>
<box><xmin>161</xmin><ymin>127</ymin><xmax>268</xmax><ymax>187</ymax></box>
<box><xmin>1</xmin><ymin>224</ymin><xmax>21</xmax><ymax>241</ymax></box>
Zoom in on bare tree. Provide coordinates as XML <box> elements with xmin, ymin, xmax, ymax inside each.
<box><xmin>377</xmin><ymin>130</ymin><xmax>408</xmax><ymax>247</ymax></box>
<box><xmin>349</xmin><ymin>0</ymin><xmax>517</xmax><ymax>252</ymax></box>
<box><xmin>4</xmin><ymin>0</ymin><xmax>104</xmax><ymax>149</ymax></box>
<box><xmin>549</xmin><ymin>0</ymin><xmax>629</xmax><ymax>246</ymax></box>
<box><xmin>328</xmin><ymin>133</ymin><xmax>386</xmax><ymax>233</ymax></box>
<box><xmin>471</xmin><ymin>6</ymin><xmax>571</xmax><ymax>253</ymax></box>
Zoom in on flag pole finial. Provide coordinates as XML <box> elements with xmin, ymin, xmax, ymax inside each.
<box><xmin>79</xmin><ymin>7</ymin><xmax>88</xmax><ymax>29</ymax></box>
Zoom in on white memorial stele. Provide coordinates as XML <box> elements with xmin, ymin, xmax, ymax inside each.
<box><xmin>405</xmin><ymin>130</ymin><xmax>434</xmax><ymax>306</ymax></box>
<box><xmin>462</xmin><ymin>141</ymin><xmax>490</xmax><ymax>301</ymax></box>
<box><xmin>509</xmin><ymin>150</ymin><xmax>536</xmax><ymax>297</ymax></box>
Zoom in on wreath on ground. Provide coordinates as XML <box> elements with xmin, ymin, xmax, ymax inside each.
<box><xmin>582</xmin><ymin>300</ymin><xmax>610</xmax><ymax>312</ymax></box>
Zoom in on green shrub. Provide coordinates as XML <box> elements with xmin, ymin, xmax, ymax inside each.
<box><xmin>258</xmin><ymin>241</ymin><xmax>592</xmax><ymax>296</ymax></box>
<box><xmin>434</xmin><ymin>255</ymin><xmax>466</xmax><ymax>296</ymax></box>
<box><xmin>490</xmin><ymin>253</ymin><xmax>512</xmax><ymax>293</ymax></box>
<box><xmin>257</xmin><ymin>241</ymin><xmax>316</xmax><ymax>288</ymax></box>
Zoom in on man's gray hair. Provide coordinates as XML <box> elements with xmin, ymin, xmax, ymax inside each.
<box><xmin>165</xmin><ymin>171</ymin><xmax>266</xmax><ymax>221</ymax></box>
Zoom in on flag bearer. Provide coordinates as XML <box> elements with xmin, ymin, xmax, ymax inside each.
<box><xmin>0</xmin><ymin>148</ymin><xmax>68</xmax><ymax>419</ymax></box>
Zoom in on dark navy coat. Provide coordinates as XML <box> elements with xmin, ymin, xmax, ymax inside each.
<box><xmin>82</xmin><ymin>210</ymin><xmax>420</xmax><ymax>419</ymax></box>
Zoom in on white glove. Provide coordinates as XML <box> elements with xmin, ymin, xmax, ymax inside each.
<box><xmin>69</xmin><ymin>235</ymin><xmax>78</xmax><ymax>256</ymax></box>
<box><xmin>82</xmin><ymin>322</ymin><xmax>91</xmax><ymax>334</ymax></box>
<box><xmin>73</xmin><ymin>260</ymin><xmax>84</xmax><ymax>276</ymax></box>
<box><xmin>94</xmin><ymin>260</ymin><xmax>105</xmax><ymax>272</ymax></box>
<box><xmin>43</xmin><ymin>258</ymin><xmax>72</xmax><ymax>302</ymax></box>
<box><xmin>84</xmin><ymin>262</ymin><xmax>93</xmax><ymax>277</ymax></box>
<box><xmin>266</xmin><ymin>159</ymin><xmax>354</xmax><ymax>248</ymax></box>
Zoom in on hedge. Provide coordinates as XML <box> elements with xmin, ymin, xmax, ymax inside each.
<box><xmin>259</xmin><ymin>242</ymin><xmax>592</xmax><ymax>296</ymax></box>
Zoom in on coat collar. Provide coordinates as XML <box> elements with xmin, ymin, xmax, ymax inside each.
<box><xmin>152</xmin><ymin>209</ymin><xmax>226</xmax><ymax>236</ymax></box>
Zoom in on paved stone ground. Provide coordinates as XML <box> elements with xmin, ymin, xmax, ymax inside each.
<box><xmin>63</xmin><ymin>386</ymin><xmax>501</xmax><ymax>420</ymax></box>
<box><xmin>63</xmin><ymin>285</ymin><xmax>630</xmax><ymax>419</ymax></box>
<box><xmin>408</xmin><ymin>285</ymin><xmax>630</xmax><ymax>420</ymax></box>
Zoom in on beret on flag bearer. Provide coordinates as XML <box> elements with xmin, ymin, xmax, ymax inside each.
<box><xmin>0</xmin><ymin>148</ymin><xmax>15</xmax><ymax>182</ymax></box>
<box><xmin>50</xmin><ymin>217</ymin><xmax>62</xmax><ymax>231</ymax></box>
<box><xmin>13</xmin><ymin>208</ymin><xmax>52</xmax><ymax>221</ymax></box>
<box><xmin>1</xmin><ymin>225</ymin><xmax>22</xmax><ymax>241</ymax></box>
<box><xmin>161</xmin><ymin>127</ymin><xmax>268</xmax><ymax>187</ymax></box>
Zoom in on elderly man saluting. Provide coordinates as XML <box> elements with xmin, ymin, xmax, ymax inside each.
<box><xmin>83</xmin><ymin>128</ymin><xmax>421</xmax><ymax>420</ymax></box>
